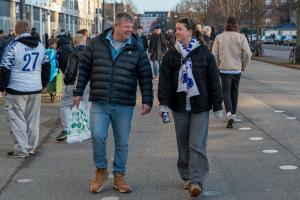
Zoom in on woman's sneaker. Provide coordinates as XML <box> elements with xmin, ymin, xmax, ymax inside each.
<box><xmin>232</xmin><ymin>114</ymin><xmax>242</xmax><ymax>122</ymax></box>
<box><xmin>56</xmin><ymin>131</ymin><xmax>68</xmax><ymax>142</ymax></box>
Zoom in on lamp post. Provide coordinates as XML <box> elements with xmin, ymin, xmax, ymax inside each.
<box><xmin>20</xmin><ymin>0</ymin><xmax>26</xmax><ymax>20</ymax></box>
<box><xmin>102</xmin><ymin>0</ymin><xmax>105</xmax><ymax>32</ymax></box>
<box><xmin>134</xmin><ymin>15</ymin><xmax>138</xmax><ymax>30</ymax></box>
<box><xmin>250</xmin><ymin>0</ymin><xmax>253</xmax><ymax>43</ymax></box>
<box><xmin>96</xmin><ymin>0</ymin><xmax>101</xmax><ymax>33</ymax></box>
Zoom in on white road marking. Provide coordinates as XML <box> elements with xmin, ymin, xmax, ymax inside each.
<box><xmin>239</xmin><ymin>127</ymin><xmax>252</xmax><ymax>131</ymax></box>
<box><xmin>286</xmin><ymin>117</ymin><xmax>297</xmax><ymax>120</ymax></box>
<box><xmin>249</xmin><ymin>137</ymin><xmax>264</xmax><ymax>141</ymax></box>
<box><xmin>16</xmin><ymin>178</ymin><xmax>33</xmax><ymax>183</ymax></box>
<box><xmin>274</xmin><ymin>110</ymin><xmax>285</xmax><ymax>113</ymax></box>
<box><xmin>101</xmin><ymin>197</ymin><xmax>120</xmax><ymax>200</ymax></box>
<box><xmin>262</xmin><ymin>150</ymin><xmax>278</xmax><ymax>154</ymax></box>
<box><xmin>279</xmin><ymin>165</ymin><xmax>298</xmax><ymax>170</ymax></box>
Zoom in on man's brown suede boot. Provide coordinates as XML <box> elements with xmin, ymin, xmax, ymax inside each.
<box><xmin>113</xmin><ymin>173</ymin><xmax>132</xmax><ymax>193</ymax></box>
<box><xmin>90</xmin><ymin>168</ymin><xmax>108</xmax><ymax>193</ymax></box>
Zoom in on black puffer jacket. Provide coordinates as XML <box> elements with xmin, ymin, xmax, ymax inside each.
<box><xmin>158</xmin><ymin>45</ymin><xmax>223</xmax><ymax>113</ymax></box>
<box><xmin>73</xmin><ymin>29</ymin><xmax>153</xmax><ymax>107</ymax></box>
<box><xmin>57</xmin><ymin>35</ymin><xmax>73</xmax><ymax>73</ymax></box>
<box><xmin>64</xmin><ymin>46</ymin><xmax>85</xmax><ymax>85</ymax></box>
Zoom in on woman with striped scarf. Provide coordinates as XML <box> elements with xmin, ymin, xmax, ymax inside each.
<box><xmin>158</xmin><ymin>18</ymin><xmax>224</xmax><ymax>198</ymax></box>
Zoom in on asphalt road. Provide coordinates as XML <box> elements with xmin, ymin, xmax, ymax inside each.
<box><xmin>262</xmin><ymin>44</ymin><xmax>294</xmax><ymax>61</ymax></box>
<box><xmin>1</xmin><ymin>60</ymin><xmax>300</xmax><ymax>200</ymax></box>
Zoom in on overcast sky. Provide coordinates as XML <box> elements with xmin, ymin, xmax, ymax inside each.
<box><xmin>126</xmin><ymin>0</ymin><xmax>181</xmax><ymax>13</ymax></box>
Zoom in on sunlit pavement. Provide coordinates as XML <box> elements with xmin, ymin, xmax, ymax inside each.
<box><xmin>1</xmin><ymin>60</ymin><xmax>300</xmax><ymax>200</ymax></box>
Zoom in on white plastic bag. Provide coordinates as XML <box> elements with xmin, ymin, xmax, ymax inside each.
<box><xmin>67</xmin><ymin>103</ymin><xmax>91</xmax><ymax>144</ymax></box>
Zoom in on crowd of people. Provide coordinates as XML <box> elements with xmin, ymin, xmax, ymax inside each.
<box><xmin>0</xmin><ymin>12</ymin><xmax>252</xmax><ymax>198</ymax></box>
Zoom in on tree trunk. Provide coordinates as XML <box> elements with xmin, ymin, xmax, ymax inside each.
<box><xmin>255</xmin><ymin>0</ymin><xmax>263</xmax><ymax>37</ymax></box>
<box><xmin>296</xmin><ymin>0</ymin><xmax>300</xmax><ymax>63</ymax></box>
<box><xmin>297</xmin><ymin>0</ymin><xmax>300</xmax><ymax>47</ymax></box>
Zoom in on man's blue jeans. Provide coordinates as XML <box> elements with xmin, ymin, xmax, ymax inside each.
<box><xmin>91</xmin><ymin>102</ymin><xmax>134</xmax><ymax>174</ymax></box>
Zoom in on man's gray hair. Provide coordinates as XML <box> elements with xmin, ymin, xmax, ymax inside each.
<box><xmin>115</xmin><ymin>12</ymin><xmax>134</xmax><ymax>24</ymax></box>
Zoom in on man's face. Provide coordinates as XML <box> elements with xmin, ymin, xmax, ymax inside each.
<box><xmin>114</xmin><ymin>20</ymin><xmax>133</xmax><ymax>41</ymax></box>
<box><xmin>154</xmin><ymin>29</ymin><xmax>161</xmax><ymax>34</ymax></box>
<box><xmin>137</xmin><ymin>28</ymin><xmax>143</xmax><ymax>35</ymax></box>
<box><xmin>9</xmin><ymin>30</ymin><xmax>13</xmax><ymax>35</ymax></box>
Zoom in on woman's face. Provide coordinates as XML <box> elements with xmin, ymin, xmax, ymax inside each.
<box><xmin>175</xmin><ymin>23</ymin><xmax>192</xmax><ymax>42</ymax></box>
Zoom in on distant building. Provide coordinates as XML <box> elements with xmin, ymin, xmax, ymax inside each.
<box><xmin>262</xmin><ymin>23</ymin><xmax>296</xmax><ymax>36</ymax></box>
<box><xmin>140</xmin><ymin>11</ymin><xmax>168</xmax><ymax>32</ymax></box>
<box><xmin>0</xmin><ymin>0</ymin><xmax>101</xmax><ymax>43</ymax></box>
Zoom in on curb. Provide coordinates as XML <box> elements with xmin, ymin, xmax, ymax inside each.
<box><xmin>252</xmin><ymin>56</ymin><xmax>300</xmax><ymax>70</ymax></box>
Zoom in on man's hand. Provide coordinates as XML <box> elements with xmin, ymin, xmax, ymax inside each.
<box><xmin>73</xmin><ymin>96</ymin><xmax>82</xmax><ymax>107</ymax></box>
<box><xmin>159</xmin><ymin>112</ymin><xmax>163</xmax><ymax>118</ymax></box>
<box><xmin>141</xmin><ymin>104</ymin><xmax>151</xmax><ymax>115</ymax></box>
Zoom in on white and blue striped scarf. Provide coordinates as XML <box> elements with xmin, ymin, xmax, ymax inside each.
<box><xmin>177</xmin><ymin>37</ymin><xmax>200</xmax><ymax>98</ymax></box>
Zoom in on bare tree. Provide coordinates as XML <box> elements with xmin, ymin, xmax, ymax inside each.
<box><xmin>294</xmin><ymin>0</ymin><xmax>300</xmax><ymax>63</ymax></box>
<box><xmin>174</xmin><ymin>0</ymin><xmax>206</xmax><ymax>25</ymax></box>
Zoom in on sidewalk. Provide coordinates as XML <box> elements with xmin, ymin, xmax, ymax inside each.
<box><xmin>0</xmin><ymin>97</ymin><xmax>61</xmax><ymax>194</ymax></box>
<box><xmin>1</xmin><ymin>67</ymin><xmax>300</xmax><ymax>199</ymax></box>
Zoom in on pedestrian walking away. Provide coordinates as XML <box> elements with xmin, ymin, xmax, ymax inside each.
<box><xmin>0</xmin><ymin>20</ymin><xmax>50</xmax><ymax>158</ymax></box>
<box><xmin>158</xmin><ymin>17</ymin><xmax>223</xmax><ymax>198</ymax></box>
<box><xmin>45</xmin><ymin>38</ymin><xmax>59</xmax><ymax>103</ymax></box>
<box><xmin>57</xmin><ymin>33</ymin><xmax>90</xmax><ymax>142</ymax></box>
<box><xmin>212</xmin><ymin>17</ymin><xmax>252</xmax><ymax>128</ymax></box>
<box><xmin>73</xmin><ymin>12</ymin><xmax>153</xmax><ymax>194</ymax></box>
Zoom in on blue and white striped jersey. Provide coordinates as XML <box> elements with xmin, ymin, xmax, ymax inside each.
<box><xmin>0</xmin><ymin>33</ymin><xmax>48</xmax><ymax>92</ymax></box>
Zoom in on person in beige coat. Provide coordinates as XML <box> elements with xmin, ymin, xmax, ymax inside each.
<box><xmin>212</xmin><ymin>17</ymin><xmax>252</xmax><ymax>128</ymax></box>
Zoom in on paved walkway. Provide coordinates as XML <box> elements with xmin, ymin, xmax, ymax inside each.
<box><xmin>1</xmin><ymin>59</ymin><xmax>300</xmax><ymax>199</ymax></box>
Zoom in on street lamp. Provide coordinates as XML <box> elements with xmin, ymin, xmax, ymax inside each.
<box><xmin>20</xmin><ymin>0</ymin><xmax>26</xmax><ymax>20</ymax></box>
<box><xmin>102</xmin><ymin>0</ymin><xmax>105</xmax><ymax>32</ymax></box>
<box><xmin>250</xmin><ymin>0</ymin><xmax>253</xmax><ymax>43</ymax></box>
<box><xmin>134</xmin><ymin>15</ymin><xmax>138</xmax><ymax>29</ymax></box>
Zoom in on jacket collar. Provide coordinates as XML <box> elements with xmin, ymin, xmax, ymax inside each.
<box><xmin>99</xmin><ymin>28</ymin><xmax>139</xmax><ymax>50</ymax></box>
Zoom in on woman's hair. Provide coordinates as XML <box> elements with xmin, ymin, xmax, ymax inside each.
<box><xmin>48</xmin><ymin>38</ymin><xmax>58</xmax><ymax>47</ymax></box>
<box><xmin>225</xmin><ymin>17</ymin><xmax>238</xmax><ymax>32</ymax></box>
<box><xmin>73</xmin><ymin>33</ymin><xmax>86</xmax><ymax>47</ymax></box>
<box><xmin>176</xmin><ymin>18</ymin><xmax>205</xmax><ymax>45</ymax></box>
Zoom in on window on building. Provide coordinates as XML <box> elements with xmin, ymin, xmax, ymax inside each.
<box><xmin>0</xmin><ymin>1</ymin><xmax>9</xmax><ymax>17</ymax></box>
<box><xmin>51</xmin><ymin>11</ymin><xmax>55</xmax><ymax>22</ymax></box>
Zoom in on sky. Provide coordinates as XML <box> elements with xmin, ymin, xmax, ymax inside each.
<box><xmin>120</xmin><ymin>0</ymin><xmax>181</xmax><ymax>13</ymax></box>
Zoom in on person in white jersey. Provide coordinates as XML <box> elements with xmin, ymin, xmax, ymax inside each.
<box><xmin>0</xmin><ymin>20</ymin><xmax>50</xmax><ymax>158</ymax></box>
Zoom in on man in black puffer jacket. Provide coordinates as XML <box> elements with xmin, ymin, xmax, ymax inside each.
<box><xmin>73</xmin><ymin>12</ymin><xmax>153</xmax><ymax>193</ymax></box>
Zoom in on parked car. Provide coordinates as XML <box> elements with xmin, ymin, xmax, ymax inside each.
<box><xmin>263</xmin><ymin>35</ymin><xmax>275</xmax><ymax>44</ymax></box>
<box><xmin>275</xmin><ymin>35</ymin><xmax>287</xmax><ymax>45</ymax></box>
<box><xmin>247</xmin><ymin>34</ymin><xmax>257</xmax><ymax>42</ymax></box>
<box><xmin>283</xmin><ymin>35</ymin><xmax>296</xmax><ymax>46</ymax></box>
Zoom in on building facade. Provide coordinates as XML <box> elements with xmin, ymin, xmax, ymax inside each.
<box><xmin>140</xmin><ymin>11</ymin><xmax>168</xmax><ymax>32</ymax></box>
<box><xmin>0</xmin><ymin>0</ymin><xmax>102</xmax><ymax>43</ymax></box>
